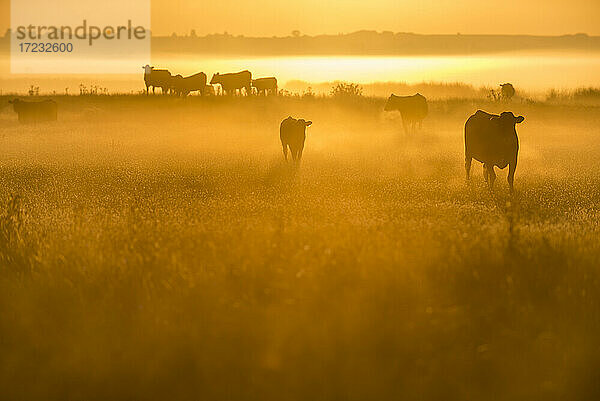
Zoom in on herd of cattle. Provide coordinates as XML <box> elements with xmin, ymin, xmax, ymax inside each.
<box><xmin>282</xmin><ymin>94</ymin><xmax>524</xmax><ymax>192</ymax></box>
<box><xmin>5</xmin><ymin>89</ymin><xmax>524</xmax><ymax>192</ymax></box>
<box><xmin>143</xmin><ymin>65</ymin><xmax>278</xmax><ymax>97</ymax></box>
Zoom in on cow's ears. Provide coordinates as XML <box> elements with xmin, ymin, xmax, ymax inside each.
<box><xmin>305</xmin><ymin>121</ymin><xmax>313</xmax><ymax>127</ymax></box>
<box><xmin>515</xmin><ymin>116</ymin><xmax>524</xmax><ymax>124</ymax></box>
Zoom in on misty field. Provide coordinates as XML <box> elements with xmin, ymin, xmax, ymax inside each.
<box><xmin>0</xmin><ymin>94</ymin><xmax>599</xmax><ymax>400</ymax></box>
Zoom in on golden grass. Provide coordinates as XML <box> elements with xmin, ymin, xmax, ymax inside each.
<box><xmin>0</xmin><ymin>94</ymin><xmax>599</xmax><ymax>400</ymax></box>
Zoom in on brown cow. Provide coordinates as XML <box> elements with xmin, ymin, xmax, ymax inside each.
<box><xmin>9</xmin><ymin>99</ymin><xmax>57</xmax><ymax>123</ymax></box>
<box><xmin>252</xmin><ymin>77</ymin><xmax>278</xmax><ymax>96</ymax></box>
<box><xmin>170</xmin><ymin>72</ymin><xmax>207</xmax><ymax>96</ymax></box>
<box><xmin>465</xmin><ymin>110</ymin><xmax>524</xmax><ymax>192</ymax></box>
<box><xmin>384</xmin><ymin>93</ymin><xmax>428</xmax><ymax>132</ymax></box>
<box><xmin>210</xmin><ymin>71</ymin><xmax>252</xmax><ymax>96</ymax></box>
<box><xmin>500</xmin><ymin>83</ymin><xmax>516</xmax><ymax>101</ymax></box>
<box><xmin>280</xmin><ymin>117</ymin><xmax>313</xmax><ymax>163</ymax></box>
<box><xmin>143</xmin><ymin>65</ymin><xmax>172</xmax><ymax>94</ymax></box>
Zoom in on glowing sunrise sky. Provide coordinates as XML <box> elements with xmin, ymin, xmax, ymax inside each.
<box><xmin>0</xmin><ymin>0</ymin><xmax>599</xmax><ymax>36</ymax></box>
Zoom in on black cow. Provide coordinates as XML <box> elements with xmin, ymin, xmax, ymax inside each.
<box><xmin>384</xmin><ymin>93</ymin><xmax>428</xmax><ymax>132</ymax></box>
<box><xmin>170</xmin><ymin>72</ymin><xmax>207</xmax><ymax>96</ymax></box>
<box><xmin>210</xmin><ymin>71</ymin><xmax>252</xmax><ymax>96</ymax></box>
<box><xmin>280</xmin><ymin>117</ymin><xmax>313</xmax><ymax>163</ymax></box>
<box><xmin>143</xmin><ymin>65</ymin><xmax>172</xmax><ymax>94</ymax></box>
<box><xmin>252</xmin><ymin>77</ymin><xmax>278</xmax><ymax>96</ymax></box>
<box><xmin>465</xmin><ymin>110</ymin><xmax>525</xmax><ymax>192</ymax></box>
<box><xmin>500</xmin><ymin>83</ymin><xmax>516</xmax><ymax>101</ymax></box>
<box><xmin>9</xmin><ymin>99</ymin><xmax>57</xmax><ymax>123</ymax></box>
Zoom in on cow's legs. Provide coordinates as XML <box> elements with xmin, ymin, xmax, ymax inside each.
<box><xmin>483</xmin><ymin>164</ymin><xmax>489</xmax><ymax>182</ymax></box>
<box><xmin>282</xmin><ymin>144</ymin><xmax>288</xmax><ymax>161</ymax></box>
<box><xmin>407</xmin><ymin>121</ymin><xmax>416</xmax><ymax>133</ymax></box>
<box><xmin>508</xmin><ymin>158</ymin><xmax>517</xmax><ymax>193</ymax></box>
<box><xmin>487</xmin><ymin>165</ymin><xmax>496</xmax><ymax>189</ymax></box>
<box><xmin>145</xmin><ymin>85</ymin><xmax>149</xmax><ymax>95</ymax></box>
<box><xmin>465</xmin><ymin>156</ymin><xmax>472</xmax><ymax>181</ymax></box>
<box><xmin>297</xmin><ymin>145</ymin><xmax>304</xmax><ymax>163</ymax></box>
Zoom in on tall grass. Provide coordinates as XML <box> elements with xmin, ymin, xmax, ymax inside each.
<box><xmin>545</xmin><ymin>87</ymin><xmax>600</xmax><ymax>105</ymax></box>
<box><xmin>0</xmin><ymin>94</ymin><xmax>599</xmax><ymax>400</ymax></box>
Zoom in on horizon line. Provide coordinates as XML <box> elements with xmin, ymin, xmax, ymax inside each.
<box><xmin>1</xmin><ymin>29</ymin><xmax>597</xmax><ymax>40</ymax></box>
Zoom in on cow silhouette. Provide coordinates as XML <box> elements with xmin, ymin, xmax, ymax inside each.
<box><xmin>210</xmin><ymin>71</ymin><xmax>252</xmax><ymax>96</ymax></box>
<box><xmin>384</xmin><ymin>93</ymin><xmax>428</xmax><ymax>132</ymax></box>
<box><xmin>500</xmin><ymin>83</ymin><xmax>516</xmax><ymax>101</ymax></box>
<box><xmin>280</xmin><ymin>117</ymin><xmax>313</xmax><ymax>163</ymax></box>
<box><xmin>9</xmin><ymin>99</ymin><xmax>57</xmax><ymax>123</ymax></box>
<box><xmin>465</xmin><ymin>110</ymin><xmax>524</xmax><ymax>192</ymax></box>
<box><xmin>252</xmin><ymin>77</ymin><xmax>278</xmax><ymax>96</ymax></box>
<box><xmin>170</xmin><ymin>72</ymin><xmax>207</xmax><ymax>96</ymax></box>
<box><xmin>143</xmin><ymin>65</ymin><xmax>172</xmax><ymax>94</ymax></box>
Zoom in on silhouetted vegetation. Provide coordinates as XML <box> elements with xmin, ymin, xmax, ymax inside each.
<box><xmin>545</xmin><ymin>87</ymin><xmax>600</xmax><ymax>104</ymax></box>
<box><xmin>330</xmin><ymin>82</ymin><xmax>363</xmax><ymax>98</ymax></box>
<box><xmin>287</xmin><ymin>80</ymin><xmax>487</xmax><ymax>99</ymax></box>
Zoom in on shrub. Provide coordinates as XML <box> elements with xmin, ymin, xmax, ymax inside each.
<box><xmin>330</xmin><ymin>82</ymin><xmax>363</xmax><ymax>98</ymax></box>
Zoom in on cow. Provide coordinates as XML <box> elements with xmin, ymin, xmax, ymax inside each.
<box><xmin>280</xmin><ymin>117</ymin><xmax>312</xmax><ymax>163</ymax></box>
<box><xmin>384</xmin><ymin>93</ymin><xmax>428</xmax><ymax>132</ymax></box>
<box><xmin>210</xmin><ymin>71</ymin><xmax>252</xmax><ymax>96</ymax></box>
<box><xmin>252</xmin><ymin>77</ymin><xmax>278</xmax><ymax>96</ymax></box>
<box><xmin>464</xmin><ymin>110</ymin><xmax>525</xmax><ymax>192</ymax></box>
<box><xmin>9</xmin><ymin>99</ymin><xmax>57</xmax><ymax>123</ymax></box>
<box><xmin>169</xmin><ymin>74</ymin><xmax>184</xmax><ymax>96</ymax></box>
<box><xmin>142</xmin><ymin>65</ymin><xmax>172</xmax><ymax>94</ymax></box>
<box><xmin>500</xmin><ymin>83</ymin><xmax>516</xmax><ymax>101</ymax></box>
<box><xmin>170</xmin><ymin>72</ymin><xmax>207</xmax><ymax>96</ymax></box>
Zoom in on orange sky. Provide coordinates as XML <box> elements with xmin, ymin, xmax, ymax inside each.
<box><xmin>1</xmin><ymin>0</ymin><xmax>599</xmax><ymax>36</ymax></box>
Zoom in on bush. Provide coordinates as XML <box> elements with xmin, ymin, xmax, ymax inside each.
<box><xmin>330</xmin><ymin>82</ymin><xmax>363</xmax><ymax>98</ymax></box>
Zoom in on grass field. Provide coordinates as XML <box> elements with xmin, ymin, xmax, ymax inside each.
<box><xmin>0</xmin><ymin>94</ymin><xmax>599</xmax><ymax>400</ymax></box>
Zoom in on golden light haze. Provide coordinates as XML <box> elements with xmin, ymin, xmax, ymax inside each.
<box><xmin>1</xmin><ymin>0</ymin><xmax>599</xmax><ymax>36</ymax></box>
<box><xmin>151</xmin><ymin>0</ymin><xmax>598</xmax><ymax>36</ymax></box>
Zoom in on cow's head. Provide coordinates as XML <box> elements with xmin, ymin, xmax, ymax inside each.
<box><xmin>298</xmin><ymin>119</ymin><xmax>312</xmax><ymax>129</ymax></box>
<box><xmin>142</xmin><ymin>65</ymin><xmax>153</xmax><ymax>74</ymax></box>
<box><xmin>8</xmin><ymin>99</ymin><xmax>22</xmax><ymax>112</ymax></box>
<box><xmin>500</xmin><ymin>111</ymin><xmax>524</xmax><ymax>126</ymax></box>
<box><xmin>210</xmin><ymin>73</ymin><xmax>220</xmax><ymax>84</ymax></box>
<box><xmin>384</xmin><ymin>94</ymin><xmax>398</xmax><ymax>111</ymax></box>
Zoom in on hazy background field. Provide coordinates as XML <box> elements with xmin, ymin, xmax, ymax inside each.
<box><xmin>0</xmin><ymin>92</ymin><xmax>599</xmax><ymax>400</ymax></box>
<box><xmin>3</xmin><ymin>48</ymin><xmax>600</xmax><ymax>94</ymax></box>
